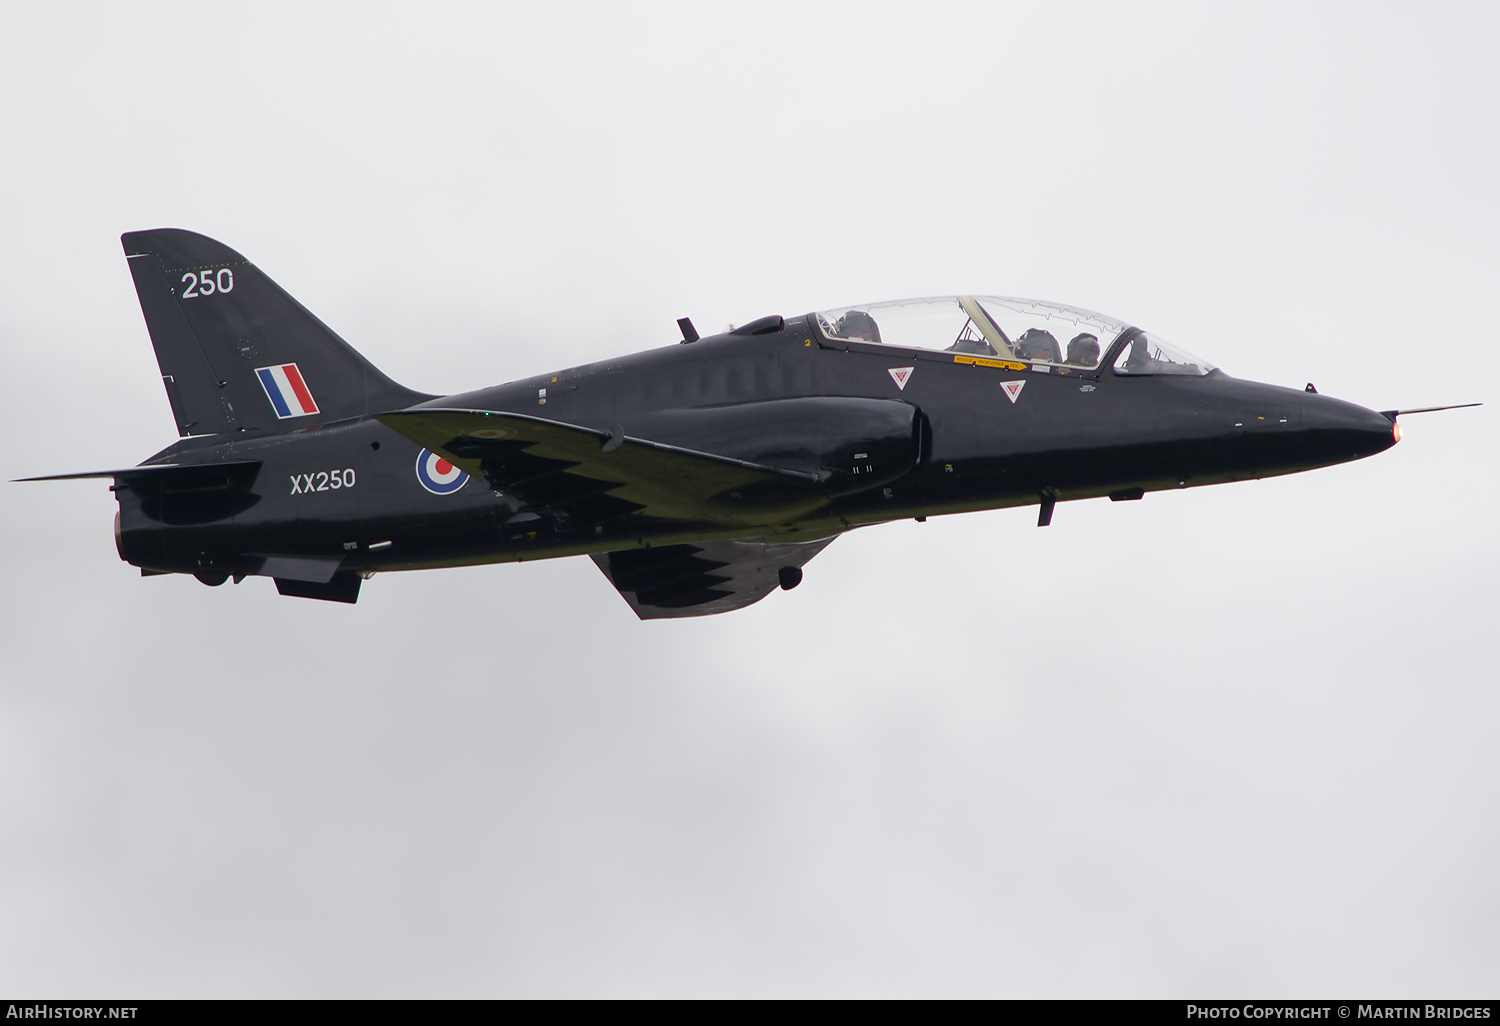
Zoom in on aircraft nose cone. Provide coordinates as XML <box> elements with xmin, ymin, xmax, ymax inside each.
<box><xmin>1301</xmin><ymin>394</ymin><xmax>1399</xmax><ymax>463</ymax></box>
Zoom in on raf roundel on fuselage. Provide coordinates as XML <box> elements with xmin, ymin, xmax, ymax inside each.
<box><xmin>416</xmin><ymin>449</ymin><xmax>470</xmax><ymax>494</ymax></box>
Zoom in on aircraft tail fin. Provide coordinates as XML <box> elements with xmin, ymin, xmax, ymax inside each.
<box><xmin>122</xmin><ymin>229</ymin><xmax>434</xmax><ymax>437</ymax></box>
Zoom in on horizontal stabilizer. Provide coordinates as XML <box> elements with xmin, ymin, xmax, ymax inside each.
<box><xmin>16</xmin><ymin>465</ymin><xmax>185</xmax><ymax>482</ymax></box>
<box><xmin>376</xmin><ymin>408</ymin><xmax>828</xmax><ymax>526</ymax></box>
<box><xmin>16</xmin><ymin>460</ymin><xmax>263</xmax><ymax>483</ymax></box>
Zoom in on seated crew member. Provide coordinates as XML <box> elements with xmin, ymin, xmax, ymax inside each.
<box><xmin>1015</xmin><ymin>328</ymin><xmax>1060</xmax><ymax>363</ymax></box>
<box><xmin>837</xmin><ymin>310</ymin><xmax>882</xmax><ymax>343</ymax></box>
<box><xmin>1065</xmin><ymin>332</ymin><xmax>1101</xmax><ymax>368</ymax></box>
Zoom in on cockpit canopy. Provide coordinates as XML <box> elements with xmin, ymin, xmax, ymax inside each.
<box><xmin>814</xmin><ymin>295</ymin><xmax>1215</xmax><ymax>376</ymax></box>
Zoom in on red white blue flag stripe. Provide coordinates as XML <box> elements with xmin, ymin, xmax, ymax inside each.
<box><xmin>255</xmin><ymin>363</ymin><xmax>320</xmax><ymax>418</ymax></box>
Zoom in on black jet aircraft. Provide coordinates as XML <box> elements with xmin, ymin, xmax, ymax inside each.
<box><xmin>23</xmin><ymin>229</ymin><xmax>1474</xmax><ymax>616</ymax></box>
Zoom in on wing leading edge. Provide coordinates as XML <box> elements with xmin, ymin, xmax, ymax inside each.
<box><xmin>375</xmin><ymin>408</ymin><xmax>831</xmax><ymax>526</ymax></box>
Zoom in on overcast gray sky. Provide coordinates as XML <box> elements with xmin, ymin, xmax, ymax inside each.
<box><xmin>1</xmin><ymin>0</ymin><xmax>1496</xmax><ymax>998</ymax></box>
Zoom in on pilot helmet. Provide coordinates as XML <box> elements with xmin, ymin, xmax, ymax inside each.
<box><xmin>1066</xmin><ymin>332</ymin><xmax>1100</xmax><ymax>366</ymax></box>
<box><xmin>1015</xmin><ymin>328</ymin><xmax>1059</xmax><ymax>362</ymax></box>
<box><xmin>838</xmin><ymin>310</ymin><xmax>881</xmax><ymax>343</ymax></box>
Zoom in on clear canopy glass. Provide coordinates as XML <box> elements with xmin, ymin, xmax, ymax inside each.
<box><xmin>814</xmin><ymin>295</ymin><xmax>1215</xmax><ymax>376</ymax></box>
<box><xmin>1110</xmin><ymin>331</ymin><xmax>1212</xmax><ymax>375</ymax></box>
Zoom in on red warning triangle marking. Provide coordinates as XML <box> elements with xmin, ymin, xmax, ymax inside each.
<box><xmin>1000</xmin><ymin>380</ymin><xmax>1025</xmax><ymax>403</ymax></box>
<box><xmin>888</xmin><ymin>366</ymin><xmax>914</xmax><ymax>390</ymax></box>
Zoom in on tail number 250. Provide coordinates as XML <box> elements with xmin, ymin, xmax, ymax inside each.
<box><xmin>181</xmin><ymin>268</ymin><xmax>235</xmax><ymax>298</ymax></box>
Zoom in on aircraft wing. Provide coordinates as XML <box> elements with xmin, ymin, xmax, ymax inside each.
<box><xmin>376</xmin><ymin>408</ymin><xmax>829</xmax><ymax>527</ymax></box>
<box><xmin>590</xmin><ymin>536</ymin><xmax>838</xmax><ymax>619</ymax></box>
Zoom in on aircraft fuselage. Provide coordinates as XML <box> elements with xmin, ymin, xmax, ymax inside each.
<box><xmin>115</xmin><ymin>315</ymin><xmax>1396</xmax><ymax>581</ymax></box>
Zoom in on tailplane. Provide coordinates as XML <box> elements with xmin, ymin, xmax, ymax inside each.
<box><xmin>123</xmin><ymin>229</ymin><xmax>433</xmax><ymax>436</ymax></box>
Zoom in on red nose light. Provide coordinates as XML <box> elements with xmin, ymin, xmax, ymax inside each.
<box><xmin>1392</xmin><ymin>420</ymin><xmax>1403</xmax><ymax>443</ymax></box>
